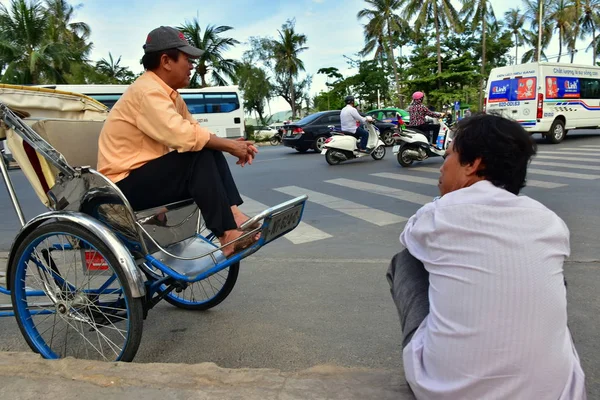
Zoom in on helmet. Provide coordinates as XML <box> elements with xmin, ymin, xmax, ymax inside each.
<box><xmin>412</xmin><ymin>91</ymin><xmax>424</xmax><ymax>100</ymax></box>
<box><xmin>344</xmin><ymin>95</ymin><xmax>355</xmax><ymax>104</ymax></box>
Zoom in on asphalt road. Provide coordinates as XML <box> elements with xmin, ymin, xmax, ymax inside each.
<box><xmin>1</xmin><ymin>130</ymin><xmax>599</xmax><ymax>396</ymax></box>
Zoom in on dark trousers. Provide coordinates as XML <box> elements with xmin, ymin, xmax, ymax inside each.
<box><xmin>354</xmin><ymin>126</ymin><xmax>369</xmax><ymax>149</ymax></box>
<box><xmin>386</xmin><ymin>249</ymin><xmax>430</xmax><ymax>348</ymax></box>
<box><xmin>116</xmin><ymin>149</ymin><xmax>242</xmax><ymax>237</ymax></box>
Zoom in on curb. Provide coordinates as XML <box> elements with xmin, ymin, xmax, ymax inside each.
<box><xmin>0</xmin><ymin>352</ymin><xmax>414</xmax><ymax>400</ymax></box>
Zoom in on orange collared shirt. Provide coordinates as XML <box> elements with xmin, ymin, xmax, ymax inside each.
<box><xmin>97</xmin><ymin>71</ymin><xmax>211</xmax><ymax>183</ymax></box>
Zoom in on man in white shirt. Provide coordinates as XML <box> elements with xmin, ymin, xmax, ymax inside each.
<box><xmin>387</xmin><ymin>113</ymin><xmax>586</xmax><ymax>399</ymax></box>
<box><xmin>340</xmin><ymin>95</ymin><xmax>368</xmax><ymax>151</ymax></box>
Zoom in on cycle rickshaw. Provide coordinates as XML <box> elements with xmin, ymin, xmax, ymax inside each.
<box><xmin>0</xmin><ymin>85</ymin><xmax>307</xmax><ymax>362</ymax></box>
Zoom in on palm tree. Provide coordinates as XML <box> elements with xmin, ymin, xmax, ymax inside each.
<box><xmin>270</xmin><ymin>20</ymin><xmax>308</xmax><ymax>119</ymax></box>
<box><xmin>96</xmin><ymin>52</ymin><xmax>132</xmax><ymax>83</ymax></box>
<box><xmin>44</xmin><ymin>0</ymin><xmax>92</xmax><ymax>78</ymax></box>
<box><xmin>522</xmin><ymin>0</ymin><xmax>553</xmax><ymax>61</ymax></box>
<box><xmin>357</xmin><ymin>0</ymin><xmax>405</xmax><ymax>104</ymax></box>
<box><xmin>580</xmin><ymin>0</ymin><xmax>600</xmax><ymax>64</ymax></box>
<box><xmin>405</xmin><ymin>0</ymin><xmax>461</xmax><ymax>77</ymax></box>
<box><xmin>504</xmin><ymin>8</ymin><xmax>526</xmax><ymax>64</ymax></box>
<box><xmin>460</xmin><ymin>0</ymin><xmax>496</xmax><ymax>109</ymax></box>
<box><xmin>0</xmin><ymin>0</ymin><xmax>77</xmax><ymax>84</ymax></box>
<box><xmin>549</xmin><ymin>0</ymin><xmax>576</xmax><ymax>62</ymax></box>
<box><xmin>521</xmin><ymin>29</ymin><xmax>551</xmax><ymax>62</ymax></box>
<box><xmin>178</xmin><ymin>18</ymin><xmax>240</xmax><ymax>87</ymax></box>
<box><xmin>566</xmin><ymin>0</ymin><xmax>581</xmax><ymax>62</ymax></box>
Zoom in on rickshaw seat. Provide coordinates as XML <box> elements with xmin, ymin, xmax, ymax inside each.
<box><xmin>31</xmin><ymin>119</ymin><xmax>105</xmax><ymax>169</ymax></box>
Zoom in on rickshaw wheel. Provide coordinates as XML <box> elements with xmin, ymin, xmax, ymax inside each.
<box><xmin>164</xmin><ymin>262</ymin><xmax>240</xmax><ymax>311</ymax></box>
<box><xmin>10</xmin><ymin>220</ymin><xmax>144</xmax><ymax>362</ymax></box>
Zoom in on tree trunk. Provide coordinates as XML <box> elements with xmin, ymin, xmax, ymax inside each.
<box><xmin>290</xmin><ymin>74</ymin><xmax>295</xmax><ymax>119</ymax></box>
<box><xmin>479</xmin><ymin>3</ymin><xmax>486</xmax><ymax>111</ymax></box>
<box><xmin>557</xmin><ymin>28</ymin><xmax>563</xmax><ymax>63</ymax></box>
<box><xmin>386</xmin><ymin>21</ymin><xmax>402</xmax><ymax>108</ymax></box>
<box><xmin>515</xmin><ymin>33</ymin><xmax>518</xmax><ymax>64</ymax></box>
<box><xmin>593</xmin><ymin>26</ymin><xmax>597</xmax><ymax>65</ymax></box>
<box><xmin>435</xmin><ymin>5</ymin><xmax>442</xmax><ymax>76</ymax></box>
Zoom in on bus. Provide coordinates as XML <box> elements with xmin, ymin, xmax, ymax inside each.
<box><xmin>484</xmin><ymin>62</ymin><xmax>600</xmax><ymax>143</ymax></box>
<box><xmin>39</xmin><ymin>84</ymin><xmax>245</xmax><ymax>139</ymax></box>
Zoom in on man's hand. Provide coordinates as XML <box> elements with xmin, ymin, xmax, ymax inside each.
<box><xmin>230</xmin><ymin>138</ymin><xmax>258</xmax><ymax>167</ymax></box>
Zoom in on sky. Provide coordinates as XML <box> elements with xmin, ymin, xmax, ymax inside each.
<box><xmin>1</xmin><ymin>0</ymin><xmax>598</xmax><ymax>113</ymax></box>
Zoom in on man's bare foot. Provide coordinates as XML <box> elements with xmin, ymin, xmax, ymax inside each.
<box><xmin>219</xmin><ymin>229</ymin><xmax>259</xmax><ymax>257</ymax></box>
<box><xmin>231</xmin><ymin>205</ymin><xmax>260</xmax><ymax>229</ymax></box>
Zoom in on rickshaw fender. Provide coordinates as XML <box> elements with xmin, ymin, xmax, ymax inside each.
<box><xmin>6</xmin><ymin>211</ymin><xmax>146</xmax><ymax>298</ymax></box>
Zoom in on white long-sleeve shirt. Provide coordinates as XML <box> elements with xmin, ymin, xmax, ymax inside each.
<box><xmin>340</xmin><ymin>104</ymin><xmax>365</xmax><ymax>133</ymax></box>
<box><xmin>400</xmin><ymin>180</ymin><xmax>586</xmax><ymax>400</ymax></box>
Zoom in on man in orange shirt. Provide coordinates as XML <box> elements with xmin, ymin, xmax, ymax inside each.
<box><xmin>97</xmin><ymin>26</ymin><xmax>258</xmax><ymax>257</ymax></box>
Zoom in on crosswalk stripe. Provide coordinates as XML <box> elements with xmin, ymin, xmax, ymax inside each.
<box><xmin>402</xmin><ymin>167</ymin><xmax>566</xmax><ymax>189</ymax></box>
<box><xmin>534</xmin><ymin>155</ymin><xmax>600</xmax><ymax>163</ymax></box>
<box><xmin>533</xmin><ymin>161</ymin><xmax>600</xmax><ymax>171</ymax></box>
<box><xmin>325</xmin><ymin>178</ymin><xmax>433</xmax><ymax>205</ymax></box>
<box><xmin>371</xmin><ymin>172</ymin><xmax>439</xmax><ymax>186</ymax></box>
<box><xmin>561</xmin><ymin>148</ymin><xmax>600</xmax><ymax>152</ymax></box>
<box><xmin>274</xmin><ymin>186</ymin><xmax>407</xmax><ymax>226</ymax></box>
<box><xmin>527</xmin><ymin>168</ymin><xmax>600</xmax><ymax>180</ymax></box>
<box><xmin>581</xmin><ymin>145</ymin><xmax>600</xmax><ymax>148</ymax></box>
<box><xmin>537</xmin><ymin>151</ymin><xmax>600</xmax><ymax>156</ymax></box>
<box><xmin>240</xmin><ymin>195</ymin><xmax>332</xmax><ymax>244</ymax></box>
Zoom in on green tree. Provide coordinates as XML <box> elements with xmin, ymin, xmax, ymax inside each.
<box><xmin>317</xmin><ymin>67</ymin><xmax>343</xmax><ymax>109</ymax></box>
<box><xmin>357</xmin><ymin>0</ymin><xmax>405</xmax><ymax>104</ymax></box>
<box><xmin>406</xmin><ymin>0</ymin><xmax>462</xmax><ymax>79</ymax></box>
<box><xmin>522</xmin><ymin>0</ymin><xmax>553</xmax><ymax>61</ymax></box>
<box><xmin>237</xmin><ymin>62</ymin><xmax>272</xmax><ymax>123</ymax></box>
<box><xmin>549</xmin><ymin>0</ymin><xmax>576</xmax><ymax>62</ymax></box>
<box><xmin>521</xmin><ymin>29</ymin><xmax>551</xmax><ymax>62</ymax></box>
<box><xmin>95</xmin><ymin>52</ymin><xmax>135</xmax><ymax>83</ymax></box>
<box><xmin>460</xmin><ymin>0</ymin><xmax>497</xmax><ymax>109</ymax></box>
<box><xmin>504</xmin><ymin>8</ymin><xmax>526</xmax><ymax>63</ymax></box>
<box><xmin>178</xmin><ymin>18</ymin><xmax>240</xmax><ymax>87</ymax></box>
<box><xmin>270</xmin><ymin>19</ymin><xmax>308</xmax><ymax>118</ymax></box>
<box><xmin>0</xmin><ymin>0</ymin><xmax>87</xmax><ymax>84</ymax></box>
<box><xmin>580</xmin><ymin>0</ymin><xmax>600</xmax><ymax>64</ymax></box>
<box><xmin>566</xmin><ymin>0</ymin><xmax>581</xmax><ymax>63</ymax></box>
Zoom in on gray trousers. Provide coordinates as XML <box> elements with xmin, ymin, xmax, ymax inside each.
<box><xmin>386</xmin><ymin>249</ymin><xmax>430</xmax><ymax>348</ymax></box>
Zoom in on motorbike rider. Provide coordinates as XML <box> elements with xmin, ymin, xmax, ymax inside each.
<box><xmin>407</xmin><ymin>91</ymin><xmax>444</xmax><ymax>147</ymax></box>
<box><xmin>340</xmin><ymin>95</ymin><xmax>368</xmax><ymax>152</ymax></box>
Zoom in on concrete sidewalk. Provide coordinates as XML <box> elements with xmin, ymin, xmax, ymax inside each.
<box><xmin>0</xmin><ymin>252</ymin><xmax>413</xmax><ymax>399</ymax></box>
<box><xmin>0</xmin><ymin>352</ymin><xmax>413</xmax><ymax>400</ymax></box>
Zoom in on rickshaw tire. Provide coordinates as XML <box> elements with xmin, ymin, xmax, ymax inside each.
<box><xmin>164</xmin><ymin>262</ymin><xmax>240</xmax><ymax>311</ymax></box>
<box><xmin>10</xmin><ymin>220</ymin><xmax>144</xmax><ymax>362</ymax></box>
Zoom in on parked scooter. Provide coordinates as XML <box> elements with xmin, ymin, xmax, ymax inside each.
<box><xmin>322</xmin><ymin>116</ymin><xmax>386</xmax><ymax>165</ymax></box>
<box><xmin>270</xmin><ymin>129</ymin><xmax>283</xmax><ymax>146</ymax></box>
<box><xmin>392</xmin><ymin>117</ymin><xmax>452</xmax><ymax>167</ymax></box>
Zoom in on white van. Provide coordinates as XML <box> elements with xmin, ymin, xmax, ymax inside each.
<box><xmin>39</xmin><ymin>84</ymin><xmax>246</xmax><ymax>139</ymax></box>
<box><xmin>484</xmin><ymin>62</ymin><xmax>600</xmax><ymax>143</ymax></box>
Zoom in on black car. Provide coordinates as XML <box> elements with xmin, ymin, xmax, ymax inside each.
<box><xmin>282</xmin><ymin>110</ymin><xmax>397</xmax><ymax>153</ymax></box>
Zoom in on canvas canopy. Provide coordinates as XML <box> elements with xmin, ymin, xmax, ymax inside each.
<box><xmin>0</xmin><ymin>84</ymin><xmax>109</xmax><ymax>206</ymax></box>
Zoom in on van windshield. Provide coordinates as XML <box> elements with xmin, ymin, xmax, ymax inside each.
<box><xmin>488</xmin><ymin>77</ymin><xmax>537</xmax><ymax>102</ymax></box>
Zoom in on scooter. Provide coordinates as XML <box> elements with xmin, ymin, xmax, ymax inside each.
<box><xmin>270</xmin><ymin>128</ymin><xmax>283</xmax><ymax>145</ymax></box>
<box><xmin>392</xmin><ymin>117</ymin><xmax>452</xmax><ymax>167</ymax></box>
<box><xmin>322</xmin><ymin>116</ymin><xmax>386</xmax><ymax>165</ymax></box>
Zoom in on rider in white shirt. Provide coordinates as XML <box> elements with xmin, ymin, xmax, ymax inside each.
<box><xmin>340</xmin><ymin>95</ymin><xmax>368</xmax><ymax>151</ymax></box>
<box><xmin>387</xmin><ymin>113</ymin><xmax>586</xmax><ymax>400</ymax></box>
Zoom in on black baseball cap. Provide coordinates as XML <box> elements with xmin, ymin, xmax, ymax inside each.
<box><xmin>143</xmin><ymin>26</ymin><xmax>203</xmax><ymax>58</ymax></box>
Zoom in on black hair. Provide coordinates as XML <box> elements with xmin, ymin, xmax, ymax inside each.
<box><xmin>452</xmin><ymin>113</ymin><xmax>537</xmax><ymax>195</ymax></box>
<box><xmin>141</xmin><ymin>48</ymin><xmax>180</xmax><ymax>70</ymax></box>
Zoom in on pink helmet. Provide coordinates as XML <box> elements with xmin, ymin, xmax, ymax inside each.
<box><xmin>412</xmin><ymin>91</ymin><xmax>424</xmax><ymax>100</ymax></box>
